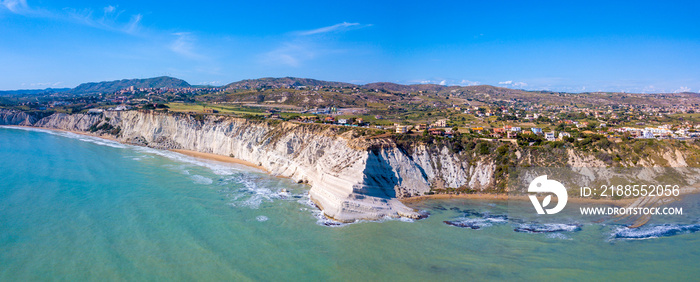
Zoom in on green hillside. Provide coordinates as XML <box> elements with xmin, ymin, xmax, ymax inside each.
<box><xmin>71</xmin><ymin>76</ymin><xmax>191</xmax><ymax>94</ymax></box>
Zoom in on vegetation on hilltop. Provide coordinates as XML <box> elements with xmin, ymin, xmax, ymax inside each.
<box><xmin>70</xmin><ymin>76</ymin><xmax>191</xmax><ymax>94</ymax></box>
<box><xmin>0</xmin><ymin>88</ymin><xmax>70</xmax><ymax>96</ymax></box>
<box><xmin>225</xmin><ymin>77</ymin><xmax>355</xmax><ymax>90</ymax></box>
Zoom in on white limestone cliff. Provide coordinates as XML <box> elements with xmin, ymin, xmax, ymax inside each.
<box><xmin>7</xmin><ymin>109</ymin><xmax>695</xmax><ymax>222</ymax></box>
<box><xmin>0</xmin><ymin>109</ymin><xmax>37</xmax><ymax>126</ymax></box>
<box><xmin>30</xmin><ymin>111</ymin><xmax>446</xmax><ymax>221</ymax></box>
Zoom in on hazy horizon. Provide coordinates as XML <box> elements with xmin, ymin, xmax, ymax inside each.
<box><xmin>1</xmin><ymin>0</ymin><xmax>699</xmax><ymax>93</ymax></box>
<box><xmin>4</xmin><ymin>75</ymin><xmax>700</xmax><ymax>95</ymax></box>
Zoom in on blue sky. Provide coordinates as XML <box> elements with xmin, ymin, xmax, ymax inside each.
<box><xmin>1</xmin><ymin>0</ymin><xmax>699</xmax><ymax>93</ymax></box>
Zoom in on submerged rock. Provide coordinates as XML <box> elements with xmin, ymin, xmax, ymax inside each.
<box><xmin>514</xmin><ymin>223</ymin><xmax>582</xmax><ymax>233</ymax></box>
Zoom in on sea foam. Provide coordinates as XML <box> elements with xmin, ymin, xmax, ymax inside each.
<box><xmin>514</xmin><ymin>223</ymin><xmax>582</xmax><ymax>233</ymax></box>
<box><xmin>444</xmin><ymin>215</ymin><xmax>508</xmax><ymax>230</ymax></box>
<box><xmin>2</xmin><ymin>126</ymin><xmax>127</xmax><ymax>148</ymax></box>
<box><xmin>611</xmin><ymin>223</ymin><xmax>700</xmax><ymax>240</ymax></box>
<box><xmin>190</xmin><ymin>175</ymin><xmax>214</xmax><ymax>185</ymax></box>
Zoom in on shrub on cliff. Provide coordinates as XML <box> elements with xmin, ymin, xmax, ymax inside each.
<box><xmin>477</xmin><ymin>142</ymin><xmax>490</xmax><ymax>155</ymax></box>
<box><xmin>141</xmin><ymin>104</ymin><xmax>169</xmax><ymax>110</ymax></box>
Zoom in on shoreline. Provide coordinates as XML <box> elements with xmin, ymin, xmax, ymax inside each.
<box><xmin>170</xmin><ymin>149</ymin><xmax>268</xmax><ymax>172</ymax></box>
<box><xmin>4</xmin><ymin>124</ymin><xmax>120</xmax><ymax>142</ymax></box>
<box><xmin>1</xmin><ymin>125</ymin><xmax>268</xmax><ymax>172</ymax></box>
<box><xmin>0</xmin><ymin>125</ymin><xmax>662</xmax><ymax>208</ymax></box>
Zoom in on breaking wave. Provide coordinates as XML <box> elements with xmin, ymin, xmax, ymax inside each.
<box><xmin>442</xmin><ymin>207</ymin><xmax>509</xmax><ymax>230</ymax></box>
<box><xmin>218</xmin><ymin>174</ymin><xmax>296</xmax><ymax>209</ymax></box>
<box><xmin>132</xmin><ymin>147</ymin><xmax>249</xmax><ymax>176</ymax></box>
<box><xmin>296</xmin><ymin>195</ymin><xmax>424</xmax><ymax>227</ymax></box>
<box><xmin>3</xmin><ymin>126</ymin><xmax>127</xmax><ymax>148</ymax></box>
<box><xmin>444</xmin><ymin>215</ymin><xmax>508</xmax><ymax>230</ymax></box>
<box><xmin>190</xmin><ymin>175</ymin><xmax>213</xmax><ymax>185</ymax></box>
<box><xmin>514</xmin><ymin>223</ymin><xmax>582</xmax><ymax>233</ymax></box>
<box><xmin>611</xmin><ymin>223</ymin><xmax>700</xmax><ymax>240</ymax></box>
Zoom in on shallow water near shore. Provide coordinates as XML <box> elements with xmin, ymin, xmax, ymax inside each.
<box><xmin>1</xmin><ymin>126</ymin><xmax>698</xmax><ymax>280</ymax></box>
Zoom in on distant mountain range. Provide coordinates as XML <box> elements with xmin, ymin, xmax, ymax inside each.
<box><xmin>225</xmin><ymin>77</ymin><xmax>355</xmax><ymax>89</ymax></box>
<box><xmin>69</xmin><ymin>76</ymin><xmax>191</xmax><ymax>94</ymax></box>
<box><xmin>361</xmin><ymin>82</ymin><xmax>447</xmax><ymax>93</ymax></box>
<box><xmin>3</xmin><ymin>76</ymin><xmax>698</xmax><ymax>97</ymax></box>
<box><xmin>0</xmin><ymin>88</ymin><xmax>71</xmax><ymax>96</ymax></box>
<box><xmin>225</xmin><ymin>77</ymin><xmax>455</xmax><ymax>93</ymax></box>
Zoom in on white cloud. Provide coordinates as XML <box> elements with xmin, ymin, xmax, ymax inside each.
<box><xmin>413</xmin><ymin>79</ymin><xmax>477</xmax><ymax>86</ymax></box>
<box><xmin>125</xmin><ymin>14</ymin><xmax>142</xmax><ymax>33</ymax></box>
<box><xmin>260</xmin><ymin>21</ymin><xmax>369</xmax><ymax>67</ymax></box>
<box><xmin>460</xmin><ymin>80</ymin><xmax>480</xmax><ymax>86</ymax></box>
<box><xmin>1</xmin><ymin>0</ymin><xmax>28</xmax><ymax>13</ymax></box>
<box><xmin>641</xmin><ymin>85</ymin><xmax>657</xmax><ymax>93</ymax></box>
<box><xmin>2</xmin><ymin>2</ymin><xmax>142</xmax><ymax>35</ymax></box>
<box><xmin>674</xmin><ymin>86</ymin><xmax>691</xmax><ymax>93</ymax></box>
<box><xmin>261</xmin><ymin>43</ymin><xmax>316</xmax><ymax>67</ymax></box>
<box><xmin>197</xmin><ymin>81</ymin><xmax>221</xmax><ymax>86</ymax></box>
<box><xmin>169</xmin><ymin>32</ymin><xmax>206</xmax><ymax>60</ymax></box>
<box><xmin>498</xmin><ymin>80</ymin><xmax>527</xmax><ymax>88</ymax></box>
<box><xmin>67</xmin><ymin>7</ymin><xmax>143</xmax><ymax>35</ymax></box>
<box><xmin>26</xmin><ymin>81</ymin><xmax>63</xmax><ymax>87</ymax></box>
<box><xmin>298</xmin><ymin>22</ymin><xmax>362</xmax><ymax>36</ymax></box>
<box><xmin>416</xmin><ymin>80</ymin><xmax>446</xmax><ymax>85</ymax></box>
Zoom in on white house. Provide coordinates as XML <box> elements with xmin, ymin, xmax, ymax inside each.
<box><xmin>396</xmin><ymin>125</ymin><xmax>408</xmax><ymax>134</ymax></box>
<box><xmin>434</xmin><ymin>119</ymin><xmax>448</xmax><ymax>127</ymax></box>
<box><xmin>545</xmin><ymin>132</ymin><xmax>556</xmax><ymax>141</ymax></box>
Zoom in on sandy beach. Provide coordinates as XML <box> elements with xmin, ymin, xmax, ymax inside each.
<box><xmin>170</xmin><ymin>149</ymin><xmax>268</xmax><ymax>172</ymax></box>
<box><xmin>0</xmin><ymin>125</ymin><xmax>659</xmax><ymax>207</ymax></box>
<box><xmin>2</xmin><ymin>125</ymin><xmax>267</xmax><ymax>172</ymax></box>
<box><xmin>7</xmin><ymin>125</ymin><xmax>120</xmax><ymax>142</ymax></box>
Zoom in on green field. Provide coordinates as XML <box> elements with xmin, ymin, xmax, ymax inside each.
<box><xmin>166</xmin><ymin>103</ymin><xmax>266</xmax><ymax>116</ymax></box>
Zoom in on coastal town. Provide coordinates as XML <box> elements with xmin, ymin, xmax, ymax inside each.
<box><xmin>3</xmin><ymin>78</ymin><xmax>700</xmax><ymax>146</ymax></box>
<box><xmin>5</xmin><ymin>0</ymin><xmax>700</xmax><ymax>280</ymax></box>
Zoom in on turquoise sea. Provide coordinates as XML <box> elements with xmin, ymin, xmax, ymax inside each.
<box><xmin>1</xmin><ymin>126</ymin><xmax>698</xmax><ymax>281</ymax></box>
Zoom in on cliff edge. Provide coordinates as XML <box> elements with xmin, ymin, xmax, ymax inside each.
<box><xmin>3</xmin><ymin>109</ymin><xmax>699</xmax><ymax>222</ymax></box>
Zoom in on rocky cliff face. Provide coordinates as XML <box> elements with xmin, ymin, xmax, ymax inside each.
<box><xmin>25</xmin><ymin>110</ymin><xmax>436</xmax><ymax>222</ymax></box>
<box><xmin>3</xmin><ymin>109</ymin><xmax>699</xmax><ymax>222</ymax></box>
<box><xmin>32</xmin><ymin>112</ymin><xmax>102</xmax><ymax>131</ymax></box>
<box><xmin>0</xmin><ymin>109</ymin><xmax>36</xmax><ymax>126</ymax></box>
